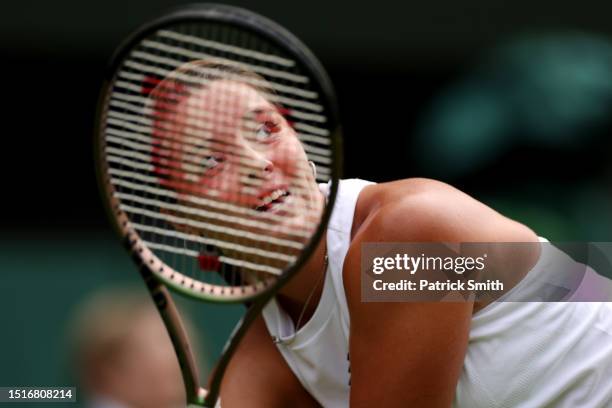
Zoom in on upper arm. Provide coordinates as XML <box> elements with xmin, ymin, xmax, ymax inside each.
<box><xmin>220</xmin><ymin>316</ymin><xmax>319</xmax><ymax>408</ymax></box>
<box><xmin>347</xmin><ymin>299</ymin><xmax>472</xmax><ymax>408</ymax></box>
<box><xmin>344</xmin><ymin>218</ymin><xmax>473</xmax><ymax>407</ymax></box>
<box><xmin>344</xmin><ymin>181</ymin><xmax>538</xmax><ymax>407</ymax></box>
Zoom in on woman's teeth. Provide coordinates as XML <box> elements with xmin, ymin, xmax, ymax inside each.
<box><xmin>264</xmin><ymin>189</ymin><xmax>287</xmax><ymax>204</ymax></box>
<box><xmin>255</xmin><ymin>189</ymin><xmax>289</xmax><ymax>211</ymax></box>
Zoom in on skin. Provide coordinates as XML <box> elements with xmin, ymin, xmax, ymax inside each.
<box><xmin>157</xmin><ymin>75</ymin><xmax>541</xmax><ymax>406</ymax></box>
<box><xmin>154</xmin><ymin>78</ymin><xmax>323</xmax><ymax>227</ymax></box>
<box><xmin>153</xmin><ymin>77</ymin><xmax>324</xmax><ymax>271</ymax></box>
<box><xmin>221</xmin><ymin>179</ymin><xmax>540</xmax><ymax>407</ymax></box>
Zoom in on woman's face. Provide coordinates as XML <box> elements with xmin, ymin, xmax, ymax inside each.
<box><xmin>154</xmin><ymin>79</ymin><xmax>324</xmax><ymax>247</ymax></box>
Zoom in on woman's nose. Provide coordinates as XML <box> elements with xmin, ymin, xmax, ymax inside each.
<box><xmin>241</xmin><ymin>147</ymin><xmax>273</xmax><ymax>183</ymax></box>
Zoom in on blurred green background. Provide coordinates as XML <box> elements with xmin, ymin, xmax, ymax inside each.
<box><xmin>0</xmin><ymin>234</ymin><xmax>243</xmax><ymax>406</ymax></box>
<box><xmin>1</xmin><ymin>0</ymin><xmax>612</xmax><ymax>406</ymax></box>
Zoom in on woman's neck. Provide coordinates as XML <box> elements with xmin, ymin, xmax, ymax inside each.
<box><xmin>276</xmin><ymin>233</ymin><xmax>328</xmax><ymax>329</ymax></box>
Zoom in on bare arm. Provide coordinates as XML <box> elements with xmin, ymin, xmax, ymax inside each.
<box><xmin>344</xmin><ymin>180</ymin><xmax>539</xmax><ymax>407</ymax></box>
<box><xmin>219</xmin><ymin>316</ymin><xmax>320</xmax><ymax>408</ymax></box>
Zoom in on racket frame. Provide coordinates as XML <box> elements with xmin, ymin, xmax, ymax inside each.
<box><xmin>94</xmin><ymin>3</ymin><xmax>342</xmax><ymax>406</ymax></box>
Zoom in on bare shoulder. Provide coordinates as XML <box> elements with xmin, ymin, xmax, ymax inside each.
<box><xmin>346</xmin><ymin>178</ymin><xmax>541</xmax><ymax>313</ymax></box>
<box><xmin>342</xmin><ymin>179</ymin><xmax>541</xmax><ymax>405</ymax></box>
<box><xmin>352</xmin><ymin>177</ymin><xmax>539</xmax><ymax>243</ymax></box>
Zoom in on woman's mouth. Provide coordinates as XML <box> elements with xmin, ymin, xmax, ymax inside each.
<box><xmin>254</xmin><ymin>188</ymin><xmax>290</xmax><ymax>212</ymax></box>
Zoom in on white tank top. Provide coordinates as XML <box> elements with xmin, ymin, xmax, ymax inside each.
<box><xmin>262</xmin><ymin>179</ymin><xmax>612</xmax><ymax>407</ymax></box>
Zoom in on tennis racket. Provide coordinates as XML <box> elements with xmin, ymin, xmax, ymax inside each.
<box><xmin>94</xmin><ymin>4</ymin><xmax>341</xmax><ymax>407</ymax></box>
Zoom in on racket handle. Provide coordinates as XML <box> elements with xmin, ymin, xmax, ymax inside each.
<box><xmin>203</xmin><ymin>301</ymin><xmax>267</xmax><ymax>407</ymax></box>
<box><xmin>136</xmin><ymin>260</ymin><xmax>203</xmax><ymax>406</ymax></box>
<box><xmin>193</xmin><ymin>388</ymin><xmax>219</xmax><ymax>408</ymax></box>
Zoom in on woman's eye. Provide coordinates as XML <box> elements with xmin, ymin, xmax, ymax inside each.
<box><xmin>255</xmin><ymin>121</ymin><xmax>280</xmax><ymax>141</ymax></box>
<box><xmin>202</xmin><ymin>155</ymin><xmax>223</xmax><ymax>171</ymax></box>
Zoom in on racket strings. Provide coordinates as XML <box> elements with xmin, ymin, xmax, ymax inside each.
<box><xmin>126</xmin><ymin>36</ymin><xmax>323</xmax><ymax>111</ymax></box>
<box><xmin>106</xmin><ymin>109</ymin><xmax>326</xmax><ymax>185</ymax></box>
<box><xmin>107</xmin><ymin>82</ymin><xmax>332</xmax><ymax>183</ymax></box>
<box><xmin>108</xmin><ymin>174</ymin><xmax>318</xmax><ymax>228</ymax></box>
<box><xmin>105</xmin><ymin>104</ymin><xmax>332</xmax><ymax>179</ymax></box>
<box><xmin>106</xmin><ymin>125</ymin><xmax>320</xmax><ymax>192</ymax></box>
<box><xmin>129</xmin><ymin>30</ymin><xmax>329</xmax><ymax>131</ymax></box>
<box><xmin>104</xmin><ymin>24</ymin><xmax>332</xmax><ymax>297</ymax></box>
<box><xmin>112</xmin><ymin>64</ymin><xmax>333</xmax><ymax>164</ymax></box>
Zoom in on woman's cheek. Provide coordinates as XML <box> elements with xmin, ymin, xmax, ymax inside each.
<box><xmin>197</xmin><ymin>168</ymin><xmax>244</xmax><ymax>204</ymax></box>
<box><xmin>275</xmin><ymin>137</ymin><xmax>305</xmax><ymax>176</ymax></box>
